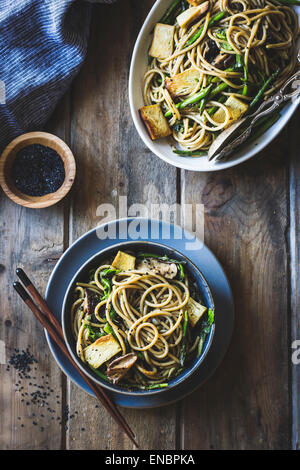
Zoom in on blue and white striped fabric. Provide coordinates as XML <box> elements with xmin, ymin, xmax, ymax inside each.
<box><xmin>0</xmin><ymin>0</ymin><xmax>114</xmax><ymax>152</ymax></box>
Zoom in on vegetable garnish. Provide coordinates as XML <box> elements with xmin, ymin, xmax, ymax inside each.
<box><xmin>249</xmin><ymin>70</ymin><xmax>280</xmax><ymax>110</ymax></box>
<box><xmin>186</xmin><ymin>11</ymin><xmax>226</xmax><ymax>47</ymax></box>
<box><xmin>179</xmin><ymin>311</ymin><xmax>189</xmax><ymax>366</ymax></box>
<box><xmin>100</xmin><ymin>267</ymin><xmax>121</xmax><ymax>300</ymax></box>
<box><xmin>164</xmin><ymin>84</ymin><xmax>212</xmax><ymax>118</ymax></box>
<box><xmin>173</xmin><ymin>149</ymin><xmax>207</xmax><ymax>156</ymax></box>
<box><xmin>197</xmin><ymin>308</ymin><xmax>215</xmax><ymax>357</ymax></box>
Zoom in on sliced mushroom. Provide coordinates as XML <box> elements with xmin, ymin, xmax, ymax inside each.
<box><xmin>212</xmin><ymin>53</ymin><xmax>234</xmax><ymax>70</ymax></box>
<box><xmin>136</xmin><ymin>258</ymin><xmax>178</xmax><ymax>279</ymax></box>
<box><xmin>107</xmin><ymin>353</ymin><xmax>138</xmax><ymax>384</ymax></box>
<box><xmin>84</xmin><ymin>288</ymin><xmax>100</xmax><ymax>316</ymax></box>
<box><xmin>203</xmin><ymin>38</ymin><xmax>219</xmax><ymax>63</ymax></box>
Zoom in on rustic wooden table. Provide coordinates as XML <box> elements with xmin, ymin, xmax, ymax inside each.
<box><xmin>0</xmin><ymin>0</ymin><xmax>299</xmax><ymax>450</ymax></box>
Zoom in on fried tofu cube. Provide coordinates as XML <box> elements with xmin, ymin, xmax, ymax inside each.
<box><xmin>213</xmin><ymin>95</ymin><xmax>249</xmax><ymax>128</ymax></box>
<box><xmin>165</xmin><ymin>68</ymin><xmax>201</xmax><ymax>97</ymax></box>
<box><xmin>84</xmin><ymin>334</ymin><xmax>121</xmax><ymax>369</ymax></box>
<box><xmin>186</xmin><ymin>297</ymin><xmax>207</xmax><ymax>327</ymax></box>
<box><xmin>112</xmin><ymin>251</ymin><xmax>136</xmax><ymax>271</ymax></box>
<box><xmin>187</xmin><ymin>0</ymin><xmax>205</xmax><ymax>5</ymax></box>
<box><xmin>149</xmin><ymin>23</ymin><xmax>175</xmax><ymax>59</ymax></box>
<box><xmin>139</xmin><ymin>104</ymin><xmax>172</xmax><ymax>140</ymax></box>
<box><xmin>176</xmin><ymin>2</ymin><xmax>209</xmax><ymax>29</ymax></box>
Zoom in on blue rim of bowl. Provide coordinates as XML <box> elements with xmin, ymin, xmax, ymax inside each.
<box><xmin>61</xmin><ymin>240</ymin><xmax>215</xmax><ymax>396</ymax></box>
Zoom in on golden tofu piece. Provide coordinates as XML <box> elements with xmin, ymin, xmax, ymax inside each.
<box><xmin>84</xmin><ymin>334</ymin><xmax>121</xmax><ymax>369</ymax></box>
<box><xmin>165</xmin><ymin>68</ymin><xmax>201</xmax><ymax>97</ymax></box>
<box><xmin>213</xmin><ymin>95</ymin><xmax>249</xmax><ymax>128</ymax></box>
<box><xmin>139</xmin><ymin>104</ymin><xmax>172</xmax><ymax>140</ymax></box>
<box><xmin>176</xmin><ymin>2</ymin><xmax>209</xmax><ymax>29</ymax></box>
<box><xmin>187</xmin><ymin>0</ymin><xmax>205</xmax><ymax>5</ymax></box>
<box><xmin>186</xmin><ymin>297</ymin><xmax>207</xmax><ymax>327</ymax></box>
<box><xmin>149</xmin><ymin>23</ymin><xmax>175</xmax><ymax>59</ymax></box>
<box><xmin>112</xmin><ymin>251</ymin><xmax>136</xmax><ymax>271</ymax></box>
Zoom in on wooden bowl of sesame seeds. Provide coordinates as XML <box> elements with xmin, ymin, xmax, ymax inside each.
<box><xmin>0</xmin><ymin>131</ymin><xmax>76</xmax><ymax>209</ymax></box>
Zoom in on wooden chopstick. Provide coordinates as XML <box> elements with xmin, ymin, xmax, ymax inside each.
<box><xmin>15</xmin><ymin>268</ymin><xmax>136</xmax><ymax>443</ymax></box>
<box><xmin>16</xmin><ymin>268</ymin><xmax>63</xmax><ymax>338</ymax></box>
<box><xmin>13</xmin><ymin>280</ymin><xmax>138</xmax><ymax>448</ymax></box>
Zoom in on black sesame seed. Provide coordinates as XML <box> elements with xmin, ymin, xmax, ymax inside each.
<box><xmin>11</xmin><ymin>144</ymin><xmax>65</xmax><ymax>197</ymax></box>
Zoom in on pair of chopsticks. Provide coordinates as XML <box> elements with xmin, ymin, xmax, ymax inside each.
<box><xmin>13</xmin><ymin>268</ymin><xmax>138</xmax><ymax>448</ymax></box>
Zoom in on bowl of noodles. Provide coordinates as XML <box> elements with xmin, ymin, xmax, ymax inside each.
<box><xmin>61</xmin><ymin>241</ymin><xmax>215</xmax><ymax>395</ymax></box>
<box><xmin>129</xmin><ymin>0</ymin><xmax>300</xmax><ymax>171</ymax></box>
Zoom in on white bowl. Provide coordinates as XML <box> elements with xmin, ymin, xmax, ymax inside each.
<box><xmin>129</xmin><ymin>0</ymin><xmax>300</xmax><ymax>172</ymax></box>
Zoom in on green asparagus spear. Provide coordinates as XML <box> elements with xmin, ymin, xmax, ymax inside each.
<box><xmin>137</xmin><ymin>383</ymin><xmax>169</xmax><ymax>390</ymax></box>
<box><xmin>249</xmin><ymin>69</ymin><xmax>280</xmax><ymax>110</ymax></box>
<box><xmin>165</xmin><ymin>84</ymin><xmax>212</xmax><ymax>117</ymax></box>
<box><xmin>166</xmin><ymin>54</ymin><xmax>242</xmax><ymax>118</ymax></box>
<box><xmin>275</xmin><ymin>0</ymin><xmax>300</xmax><ymax>4</ymax></box>
<box><xmin>242</xmin><ymin>67</ymin><xmax>248</xmax><ymax>96</ymax></box>
<box><xmin>219</xmin><ymin>41</ymin><xmax>233</xmax><ymax>51</ymax></box>
<box><xmin>100</xmin><ymin>267</ymin><xmax>120</xmax><ymax>300</ymax></box>
<box><xmin>234</xmin><ymin>54</ymin><xmax>248</xmax><ymax>96</ymax></box>
<box><xmin>179</xmin><ymin>311</ymin><xmax>189</xmax><ymax>366</ymax></box>
<box><xmin>173</xmin><ymin>149</ymin><xmax>207</xmax><ymax>156</ymax></box>
<box><xmin>197</xmin><ymin>308</ymin><xmax>215</xmax><ymax>358</ymax></box>
<box><xmin>137</xmin><ymin>253</ymin><xmax>186</xmax><ymax>265</ymax></box>
<box><xmin>210</xmin><ymin>81</ymin><xmax>229</xmax><ymax>98</ymax></box>
<box><xmin>204</xmin><ymin>56</ymin><xmax>242</xmax><ymax>110</ymax></box>
<box><xmin>159</xmin><ymin>0</ymin><xmax>181</xmax><ymax>24</ymax></box>
<box><xmin>178</xmin><ymin>263</ymin><xmax>185</xmax><ymax>280</ymax></box>
<box><xmin>235</xmin><ymin>54</ymin><xmax>243</xmax><ymax>69</ymax></box>
<box><xmin>103</xmin><ymin>323</ymin><xmax>114</xmax><ymax>335</ymax></box>
<box><xmin>207</xmin><ymin>94</ymin><xmax>226</xmax><ymax>115</ymax></box>
<box><xmin>186</xmin><ymin>12</ymin><xmax>226</xmax><ymax>47</ymax></box>
<box><xmin>215</xmin><ymin>29</ymin><xmax>227</xmax><ymax>40</ymax></box>
<box><xmin>85</xmin><ymin>324</ymin><xmax>106</xmax><ymax>341</ymax></box>
<box><xmin>197</xmin><ymin>337</ymin><xmax>205</xmax><ymax>357</ymax></box>
<box><xmin>244</xmin><ymin>112</ymin><xmax>281</xmax><ymax>146</ymax></box>
<box><xmin>138</xmin><ymin>252</ymin><xmax>166</xmax><ymax>259</ymax></box>
<box><xmin>198</xmin><ymin>97</ymin><xmax>207</xmax><ymax>115</ymax></box>
<box><xmin>88</xmin><ymin>365</ymin><xmax>110</xmax><ymax>382</ymax></box>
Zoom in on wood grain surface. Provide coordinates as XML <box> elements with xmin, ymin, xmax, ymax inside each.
<box><xmin>0</xmin><ymin>0</ymin><xmax>298</xmax><ymax>450</ymax></box>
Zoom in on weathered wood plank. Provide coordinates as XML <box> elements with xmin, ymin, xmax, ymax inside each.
<box><xmin>66</xmin><ymin>0</ymin><xmax>178</xmax><ymax>450</ymax></box>
<box><xmin>0</xmin><ymin>97</ymin><xmax>69</xmax><ymax>450</ymax></box>
<box><xmin>180</xmin><ymin>129</ymin><xmax>292</xmax><ymax>449</ymax></box>
<box><xmin>289</xmin><ymin>108</ymin><xmax>300</xmax><ymax>450</ymax></box>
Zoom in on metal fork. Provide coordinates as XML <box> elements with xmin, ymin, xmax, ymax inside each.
<box><xmin>208</xmin><ymin>67</ymin><xmax>300</xmax><ymax>163</ymax></box>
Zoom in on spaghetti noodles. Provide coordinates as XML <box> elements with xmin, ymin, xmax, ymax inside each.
<box><xmin>142</xmin><ymin>0</ymin><xmax>299</xmax><ymax>155</ymax></box>
<box><xmin>71</xmin><ymin>251</ymin><xmax>214</xmax><ymax>389</ymax></box>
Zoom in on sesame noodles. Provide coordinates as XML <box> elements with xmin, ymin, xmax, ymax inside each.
<box><xmin>142</xmin><ymin>0</ymin><xmax>299</xmax><ymax>154</ymax></box>
<box><xmin>71</xmin><ymin>252</ymin><xmax>214</xmax><ymax>389</ymax></box>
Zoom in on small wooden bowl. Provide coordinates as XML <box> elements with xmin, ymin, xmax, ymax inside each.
<box><xmin>0</xmin><ymin>132</ymin><xmax>76</xmax><ymax>209</ymax></box>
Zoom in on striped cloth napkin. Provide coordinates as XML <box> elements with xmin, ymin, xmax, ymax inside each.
<box><xmin>0</xmin><ymin>0</ymin><xmax>115</xmax><ymax>152</ymax></box>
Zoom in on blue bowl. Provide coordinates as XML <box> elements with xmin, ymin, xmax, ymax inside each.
<box><xmin>61</xmin><ymin>240</ymin><xmax>215</xmax><ymax>396</ymax></box>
